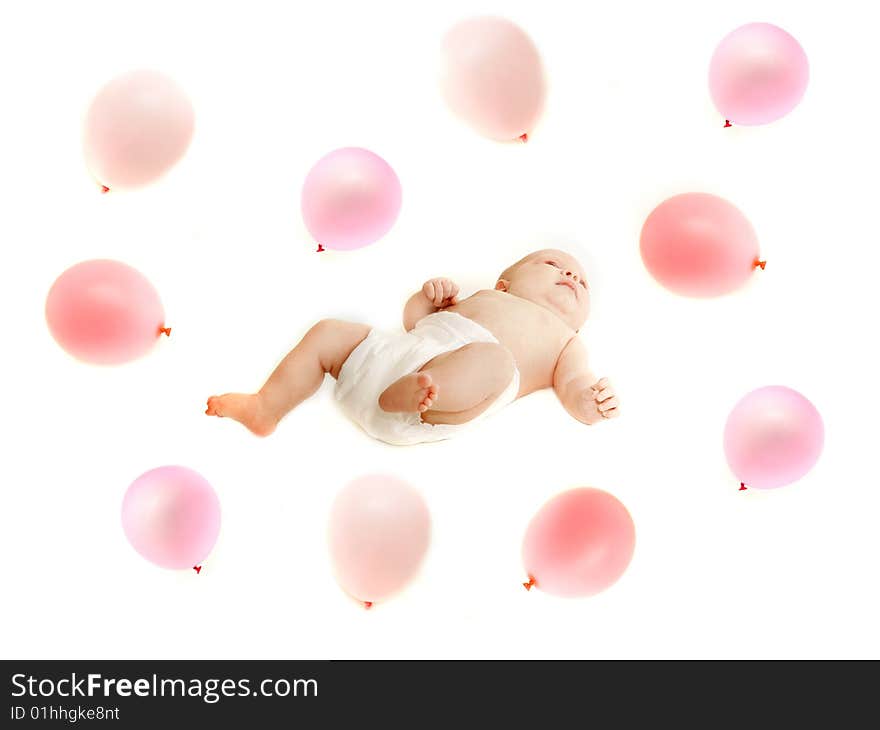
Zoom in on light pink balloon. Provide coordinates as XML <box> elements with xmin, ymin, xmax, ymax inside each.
<box><xmin>328</xmin><ymin>475</ymin><xmax>430</xmax><ymax>605</ymax></box>
<box><xmin>724</xmin><ymin>386</ymin><xmax>824</xmax><ymax>489</ymax></box>
<box><xmin>121</xmin><ymin>466</ymin><xmax>221</xmax><ymax>570</ymax></box>
<box><xmin>83</xmin><ymin>69</ymin><xmax>195</xmax><ymax>190</ymax></box>
<box><xmin>45</xmin><ymin>259</ymin><xmax>168</xmax><ymax>365</ymax></box>
<box><xmin>709</xmin><ymin>23</ymin><xmax>809</xmax><ymax>125</ymax></box>
<box><xmin>440</xmin><ymin>16</ymin><xmax>546</xmax><ymax>141</ymax></box>
<box><xmin>301</xmin><ymin>147</ymin><xmax>402</xmax><ymax>251</ymax></box>
<box><xmin>640</xmin><ymin>192</ymin><xmax>762</xmax><ymax>298</ymax></box>
<box><xmin>522</xmin><ymin>488</ymin><xmax>635</xmax><ymax>598</ymax></box>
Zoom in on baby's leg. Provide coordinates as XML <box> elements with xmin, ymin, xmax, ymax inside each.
<box><xmin>206</xmin><ymin>319</ymin><xmax>370</xmax><ymax>436</ymax></box>
<box><xmin>378</xmin><ymin>342</ymin><xmax>515</xmax><ymax>425</ymax></box>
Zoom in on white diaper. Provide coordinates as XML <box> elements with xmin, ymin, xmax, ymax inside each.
<box><xmin>335</xmin><ymin>311</ymin><xmax>520</xmax><ymax>445</ymax></box>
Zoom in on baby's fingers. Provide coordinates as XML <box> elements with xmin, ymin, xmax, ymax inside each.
<box><xmin>598</xmin><ymin>396</ymin><xmax>619</xmax><ymax>413</ymax></box>
<box><xmin>423</xmin><ymin>281</ymin><xmax>436</xmax><ymax>301</ymax></box>
<box><xmin>594</xmin><ymin>387</ymin><xmax>615</xmax><ymax>403</ymax></box>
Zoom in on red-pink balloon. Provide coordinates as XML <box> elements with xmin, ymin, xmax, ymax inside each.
<box><xmin>440</xmin><ymin>16</ymin><xmax>546</xmax><ymax>141</ymax></box>
<box><xmin>301</xmin><ymin>147</ymin><xmax>402</xmax><ymax>251</ymax></box>
<box><xmin>45</xmin><ymin>259</ymin><xmax>167</xmax><ymax>365</ymax></box>
<box><xmin>122</xmin><ymin>466</ymin><xmax>221</xmax><ymax>570</ymax></box>
<box><xmin>724</xmin><ymin>386</ymin><xmax>824</xmax><ymax>489</ymax></box>
<box><xmin>709</xmin><ymin>23</ymin><xmax>809</xmax><ymax>126</ymax></box>
<box><xmin>328</xmin><ymin>475</ymin><xmax>430</xmax><ymax>605</ymax></box>
<box><xmin>640</xmin><ymin>192</ymin><xmax>761</xmax><ymax>297</ymax></box>
<box><xmin>522</xmin><ymin>488</ymin><xmax>635</xmax><ymax>598</ymax></box>
<box><xmin>83</xmin><ymin>69</ymin><xmax>195</xmax><ymax>191</ymax></box>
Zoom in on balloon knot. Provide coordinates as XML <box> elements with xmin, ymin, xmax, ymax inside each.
<box><xmin>739</xmin><ymin>483</ymin><xmax>748</xmax><ymax>491</ymax></box>
<box><xmin>316</xmin><ymin>244</ymin><xmax>325</xmax><ymax>253</ymax></box>
<box><xmin>724</xmin><ymin>120</ymin><xmax>732</xmax><ymax>128</ymax></box>
<box><xmin>523</xmin><ymin>576</ymin><xmax>536</xmax><ymax>591</ymax></box>
<box><xmin>754</xmin><ymin>259</ymin><xmax>766</xmax><ymax>270</ymax></box>
<box><xmin>101</xmin><ymin>185</ymin><xmax>110</xmax><ymax>193</ymax></box>
<box><xmin>159</xmin><ymin>326</ymin><xmax>172</xmax><ymax>337</ymax></box>
<box><xmin>363</xmin><ymin>601</ymin><xmax>373</xmax><ymax>609</ymax></box>
<box><xmin>193</xmin><ymin>566</ymin><xmax>202</xmax><ymax>574</ymax></box>
<box><xmin>518</xmin><ymin>133</ymin><xmax>529</xmax><ymax>143</ymax></box>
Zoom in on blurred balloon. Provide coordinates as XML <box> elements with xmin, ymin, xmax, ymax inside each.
<box><xmin>640</xmin><ymin>192</ymin><xmax>762</xmax><ymax>297</ymax></box>
<box><xmin>522</xmin><ymin>488</ymin><xmax>635</xmax><ymax>598</ymax></box>
<box><xmin>301</xmin><ymin>147</ymin><xmax>402</xmax><ymax>251</ymax></box>
<box><xmin>440</xmin><ymin>16</ymin><xmax>546</xmax><ymax>141</ymax></box>
<box><xmin>328</xmin><ymin>474</ymin><xmax>430</xmax><ymax>605</ymax></box>
<box><xmin>724</xmin><ymin>386</ymin><xmax>824</xmax><ymax>489</ymax></box>
<box><xmin>709</xmin><ymin>23</ymin><xmax>809</xmax><ymax>126</ymax></box>
<box><xmin>45</xmin><ymin>259</ymin><xmax>169</xmax><ymax>365</ymax></box>
<box><xmin>83</xmin><ymin>69</ymin><xmax>195</xmax><ymax>190</ymax></box>
<box><xmin>122</xmin><ymin>466</ymin><xmax>221</xmax><ymax>570</ymax></box>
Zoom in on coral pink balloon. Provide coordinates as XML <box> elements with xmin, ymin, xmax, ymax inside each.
<box><xmin>640</xmin><ymin>193</ymin><xmax>761</xmax><ymax>297</ymax></box>
<box><xmin>301</xmin><ymin>147</ymin><xmax>402</xmax><ymax>251</ymax></box>
<box><xmin>45</xmin><ymin>259</ymin><xmax>168</xmax><ymax>365</ymax></box>
<box><xmin>709</xmin><ymin>23</ymin><xmax>809</xmax><ymax>125</ymax></box>
<box><xmin>440</xmin><ymin>16</ymin><xmax>546</xmax><ymax>141</ymax></box>
<box><xmin>328</xmin><ymin>475</ymin><xmax>430</xmax><ymax>605</ymax></box>
<box><xmin>121</xmin><ymin>466</ymin><xmax>221</xmax><ymax>570</ymax></box>
<box><xmin>83</xmin><ymin>69</ymin><xmax>195</xmax><ymax>190</ymax></box>
<box><xmin>724</xmin><ymin>386</ymin><xmax>824</xmax><ymax>489</ymax></box>
<box><xmin>522</xmin><ymin>488</ymin><xmax>635</xmax><ymax>598</ymax></box>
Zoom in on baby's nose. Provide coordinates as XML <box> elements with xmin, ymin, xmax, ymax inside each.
<box><xmin>565</xmin><ymin>270</ymin><xmax>579</xmax><ymax>282</ymax></box>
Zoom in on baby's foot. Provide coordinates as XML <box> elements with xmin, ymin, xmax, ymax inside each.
<box><xmin>378</xmin><ymin>372</ymin><xmax>438</xmax><ymax>413</ymax></box>
<box><xmin>205</xmin><ymin>393</ymin><xmax>277</xmax><ymax>437</ymax></box>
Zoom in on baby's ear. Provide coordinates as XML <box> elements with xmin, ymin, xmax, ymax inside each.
<box><xmin>495</xmin><ymin>279</ymin><xmax>509</xmax><ymax>292</ymax></box>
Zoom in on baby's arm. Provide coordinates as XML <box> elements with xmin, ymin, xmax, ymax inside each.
<box><xmin>552</xmin><ymin>336</ymin><xmax>619</xmax><ymax>424</ymax></box>
<box><xmin>402</xmin><ymin>278</ymin><xmax>460</xmax><ymax>331</ymax></box>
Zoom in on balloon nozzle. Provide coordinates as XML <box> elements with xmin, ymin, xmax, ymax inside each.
<box><xmin>754</xmin><ymin>259</ymin><xmax>766</xmax><ymax>270</ymax></box>
<box><xmin>724</xmin><ymin>120</ymin><xmax>732</xmax><ymax>128</ymax></box>
<box><xmin>193</xmin><ymin>566</ymin><xmax>202</xmax><ymax>574</ymax></box>
<box><xmin>316</xmin><ymin>244</ymin><xmax>325</xmax><ymax>253</ymax></box>
<box><xmin>523</xmin><ymin>576</ymin><xmax>536</xmax><ymax>591</ymax></box>
<box><xmin>739</xmin><ymin>483</ymin><xmax>748</xmax><ymax>491</ymax></box>
<box><xmin>363</xmin><ymin>601</ymin><xmax>373</xmax><ymax>610</ymax></box>
<box><xmin>100</xmin><ymin>185</ymin><xmax>110</xmax><ymax>193</ymax></box>
<box><xmin>159</xmin><ymin>326</ymin><xmax>172</xmax><ymax>337</ymax></box>
<box><xmin>518</xmin><ymin>133</ymin><xmax>529</xmax><ymax>143</ymax></box>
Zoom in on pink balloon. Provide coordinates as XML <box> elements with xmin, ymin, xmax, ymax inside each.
<box><xmin>724</xmin><ymin>386</ymin><xmax>824</xmax><ymax>489</ymax></box>
<box><xmin>328</xmin><ymin>475</ymin><xmax>430</xmax><ymax>605</ymax></box>
<box><xmin>301</xmin><ymin>147</ymin><xmax>402</xmax><ymax>251</ymax></box>
<box><xmin>709</xmin><ymin>23</ymin><xmax>809</xmax><ymax>126</ymax></box>
<box><xmin>45</xmin><ymin>259</ymin><xmax>168</xmax><ymax>365</ymax></box>
<box><xmin>440</xmin><ymin>16</ymin><xmax>546</xmax><ymax>141</ymax></box>
<box><xmin>83</xmin><ymin>69</ymin><xmax>195</xmax><ymax>190</ymax></box>
<box><xmin>121</xmin><ymin>466</ymin><xmax>221</xmax><ymax>570</ymax></box>
<box><xmin>640</xmin><ymin>192</ymin><xmax>762</xmax><ymax>298</ymax></box>
<box><xmin>522</xmin><ymin>488</ymin><xmax>635</xmax><ymax>598</ymax></box>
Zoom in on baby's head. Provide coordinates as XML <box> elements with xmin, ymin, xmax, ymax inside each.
<box><xmin>496</xmin><ymin>249</ymin><xmax>591</xmax><ymax>330</ymax></box>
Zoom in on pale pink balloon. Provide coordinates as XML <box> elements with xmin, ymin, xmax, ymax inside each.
<box><xmin>522</xmin><ymin>488</ymin><xmax>635</xmax><ymax>598</ymax></box>
<box><xmin>45</xmin><ymin>259</ymin><xmax>168</xmax><ymax>365</ymax></box>
<box><xmin>724</xmin><ymin>386</ymin><xmax>824</xmax><ymax>489</ymax></box>
<box><xmin>328</xmin><ymin>475</ymin><xmax>430</xmax><ymax>605</ymax></box>
<box><xmin>440</xmin><ymin>16</ymin><xmax>546</xmax><ymax>141</ymax></box>
<box><xmin>121</xmin><ymin>466</ymin><xmax>221</xmax><ymax>570</ymax></box>
<box><xmin>640</xmin><ymin>192</ymin><xmax>762</xmax><ymax>298</ymax></box>
<box><xmin>301</xmin><ymin>147</ymin><xmax>402</xmax><ymax>251</ymax></box>
<box><xmin>83</xmin><ymin>69</ymin><xmax>195</xmax><ymax>190</ymax></box>
<box><xmin>709</xmin><ymin>23</ymin><xmax>809</xmax><ymax>125</ymax></box>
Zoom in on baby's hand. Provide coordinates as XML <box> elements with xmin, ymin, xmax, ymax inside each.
<box><xmin>578</xmin><ymin>377</ymin><xmax>619</xmax><ymax>424</ymax></box>
<box><xmin>422</xmin><ymin>278</ymin><xmax>460</xmax><ymax>308</ymax></box>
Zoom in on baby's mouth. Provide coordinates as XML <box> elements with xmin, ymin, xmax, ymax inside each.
<box><xmin>557</xmin><ymin>280</ymin><xmax>578</xmax><ymax>296</ymax></box>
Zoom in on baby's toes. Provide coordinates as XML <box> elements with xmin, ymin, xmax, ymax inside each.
<box><xmin>416</xmin><ymin>372</ymin><xmax>433</xmax><ymax>389</ymax></box>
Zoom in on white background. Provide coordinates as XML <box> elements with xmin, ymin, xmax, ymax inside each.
<box><xmin>1</xmin><ymin>0</ymin><xmax>877</xmax><ymax>659</ymax></box>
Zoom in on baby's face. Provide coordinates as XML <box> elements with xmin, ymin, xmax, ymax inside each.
<box><xmin>497</xmin><ymin>249</ymin><xmax>591</xmax><ymax>330</ymax></box>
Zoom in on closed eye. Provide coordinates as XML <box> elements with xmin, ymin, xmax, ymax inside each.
<box><xmin>545</xmin><ymin>260</ymin><xmax>561</xmax><ymax>268</ymax></box>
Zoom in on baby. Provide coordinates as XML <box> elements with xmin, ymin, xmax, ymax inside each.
<box><xmin>206</xmin><ymin>249</ymin><xmax>618</xmax><ymax>445</ymax></box>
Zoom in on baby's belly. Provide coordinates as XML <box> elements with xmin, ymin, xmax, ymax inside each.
<box><xmin>447</xmin><ymin>311</ymin><xmax>568</xmax><ymax>396</ymax></box>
